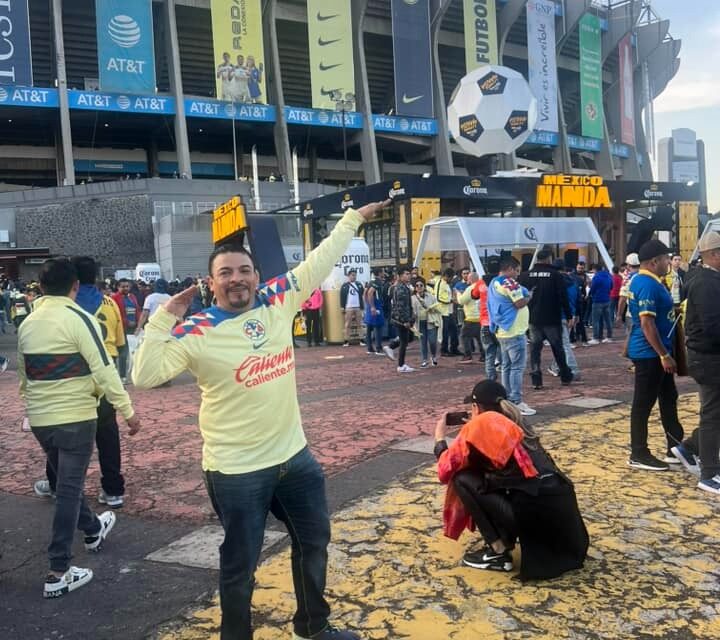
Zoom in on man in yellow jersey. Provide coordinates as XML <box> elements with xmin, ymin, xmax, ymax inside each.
<box><xmin>18</xmin><ymin>258</ymin><xmax>140</xmax><ymax>598</ymax></box>
<box><xmin>133</xmin><ymin>201</ymin><xmax>390</xmax><ymax>640</ymax></box>
<box><xmin>33</xmin><ymin>257</ymin><xmax>130</xmax><ymax>508</ymax></box>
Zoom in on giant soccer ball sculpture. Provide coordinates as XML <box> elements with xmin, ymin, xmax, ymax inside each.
<box><xmin>448</xmin><ymin>65</ymin><xmax>538</xmax><ymax>157</ymax></box>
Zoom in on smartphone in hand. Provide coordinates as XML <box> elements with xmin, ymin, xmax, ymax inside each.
<box><xmin>446</xmin><ymin>411</ymin><xmax>469</xmax><ymax>426</ymax></box>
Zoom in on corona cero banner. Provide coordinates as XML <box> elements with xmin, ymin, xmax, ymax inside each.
<box><xmin>535</xmin><ymin>174</ymin><xmax>611</xmax><ymax>208</ymax></box>
<box><xmin>211</xmin><ymin>0</ymin><xmax>267</xmax><ymax>104</ymax></box>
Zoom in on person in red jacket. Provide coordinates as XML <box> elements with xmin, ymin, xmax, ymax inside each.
<box><xmin>111</xmin><ymin>279</ymin><xmax>140</xmax><ymax>381</ymax></box>
<box><xmin>301</xmin><ymin>288</ymin><xmax>323</xmax><ymax>346</ymax></box>
<box><xmin>434</xmin><ymin>380</ymin><xmax>588</xmax><ymax>580</ymax></box>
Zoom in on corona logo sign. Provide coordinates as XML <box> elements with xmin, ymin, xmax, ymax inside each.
<box><xmin>644</xmin><ymin>184</ymin><xmax>664</xmax><ymax>199</ymax></box>
<box><xmin>535</xmin><ymin>174</ymin><xmax>611</xmax><ymax>209</ymax></box>
<box><xmin>463</xmin><ymin>178</ymin><xmax>488</xmax><ymax>196</ymax></box>
<box><xmin>340</xmin><ymin>193</ymin><xmax>355</xmax><ymax>209</ymax></box>
<box><xmin>212</xmin><ymin>196</ymin><xmax>248</xmax><ymax>244</ymax></box>
<box><xmin>389</xmin><ymin>180</ymin><xmax>406</xmax><ymax>199</ymax></box>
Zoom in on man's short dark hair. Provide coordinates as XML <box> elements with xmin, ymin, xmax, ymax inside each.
<box><xmin>672</xmin><ymin>254</ymin><xmax>682</xmax><ymax>260</ymax></box>
<box><xmin>208</xmin><ymin>244</ymin><xmax>255</xmax><ymax>276</ymax></box>
<box><xmin>39</xmin><ymin>258</ymin><xmax>78</xmax><ymax>296</ymax></box>
<box><xmin>537</xmin><ymin>250</ymin><xmax>553</xmax><ymax>262</ymax></box>
<box><xmin>443</xmin><ymin>268</ymin><xmax>455</xmax><ymax>278</ymax></box>
<box><xmin>499</xmin><ymin>257</ymin><xmax>520</xmax><ymax>271</ymax></box>
<box><xmin>612</xmin><ymin>266</ymin><xmax>620</xmax><ymax>274</ymax></box>
<box><xmin>372</xmin><ymin>268</ymin><xmax>383</xmax><ymax>277</ymax></box>
<box><xmin>398</xmin><ymin>266</ymin><xmax>411</xmax><ymax>276</ymax></box>
<box><xmin>71</xmin><ymin>256</ymin><xmax>98</xmax><ymax>286</ymax></box>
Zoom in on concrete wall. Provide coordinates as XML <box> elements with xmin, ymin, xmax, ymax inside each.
<box><xmin>15</xmin><ymin>195</ymin><xmax>156</xmax><ymax>274</ymax></box>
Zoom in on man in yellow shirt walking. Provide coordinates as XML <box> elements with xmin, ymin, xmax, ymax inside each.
<box><xmin>133</xmin><ymin>201</ymin><xmax>388</xmax><ymax>640</ymax></box>
<box><xmin>33</xmin><ymin>257</ymin><xmax>130</xmax><ymax>508</ymax></box>
<box><xmin>18</xmin><ymin>258</ymin><xmax>140</xmax><ymax>598</ymax></box>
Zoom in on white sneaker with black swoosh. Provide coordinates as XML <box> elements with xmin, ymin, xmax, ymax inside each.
<box><xmin>462</xmin><ymin>545</ymin><xmax>513</xmax><ymax>572</ymax></box>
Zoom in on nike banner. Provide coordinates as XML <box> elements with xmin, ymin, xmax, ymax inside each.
<box><xmin>464</xmin><ymin>0</ymin><xmax>498</xmax><ymax>71</ymax></box>
<box><xmin>96</xmin><ymin>0</ymin><xmax>156</xmax><ymax>93</ymax></box>
<box><xmin>391</xmin><ymin>0</ymin><xmax>433</xmax><ymax>118</ymax></box>
<box><xmin>0</xmin><ymin>0</ymin><xmax>32</xmax><ymax>86</ymax></box>
<box><xmin>211</xmin><ymin>0</ymin><xmax>267</xmax><ymax>104</ymax></box>
<box><xmin>307</xmin><ymin>0</ymin><xmax>355</xmax><ymax>110</ymax></box>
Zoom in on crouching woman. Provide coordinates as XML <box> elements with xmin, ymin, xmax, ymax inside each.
<box><xmin>434</xmin><ymin>380</ymin><xmax>589</xmax><ymax>581</ymax></box>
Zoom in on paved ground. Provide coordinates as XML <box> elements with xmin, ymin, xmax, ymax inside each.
<box><xmin>2</xmin><ymin>328</ymin><xmax>716</xmax><ymax>639</ymax></box>
<box><xmin>160</xmin><ymin>398</ymin><xmax>720</xmax><ymax>640</ymax></box>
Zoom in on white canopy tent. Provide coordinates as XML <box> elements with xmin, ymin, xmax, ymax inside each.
<box><xmin>691</xmin><ymin>218</ymin><xmax>720</xmax><ymax>261</ymax></box>
<box><xmin>413</xmin><ymin>217</ymin><xmax>614</xmax><ymax>275</ymax></box>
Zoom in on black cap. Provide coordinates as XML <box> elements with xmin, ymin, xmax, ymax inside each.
<box><xmin>463</xmin><ymin>379</ymin><xmax>508</xmax><ymax>405</ymax></box>
<box><xmin>638</xmin><ymin>239</ymin><xmax>670</xmax><ymax>262</ymax></box>
<box><xmin>347</xmin><ymin>268</ymin><xmax>357</xmax><ymax>274</ymax></box>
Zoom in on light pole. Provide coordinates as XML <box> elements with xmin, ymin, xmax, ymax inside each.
<box><xmin>332</xmin><ymin>91</ymin><xmax>355</xmax><ymax>188</ymax></box>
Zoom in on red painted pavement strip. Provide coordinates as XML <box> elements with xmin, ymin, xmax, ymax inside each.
<box><xmin>0</xmin><ymin>341</ymin><xmax>695</xmax><ymax>524</ymax></box>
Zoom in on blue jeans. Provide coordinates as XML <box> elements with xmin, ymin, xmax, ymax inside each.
<box><xmin>480</xmin><ymin>327</ymin><xmax>499</xmax><ymax>382</ymax></box>
<box><xmin>32</xmin><ymin>421</ymin><xmax>102</xmax><ymax>573</ymax></box>
<box><xmin>204</xmin><ymin>447</ymin><xmax>331</xmax><ymax>640</ymax></box>
<box><xmin>419</xmin><ymin>320</ymin><xmax>438</xmax><ymax>362</ymax></box>
<box><xmin>550</xmin><ymin>324</ymin><xmax>580</xmax><ymax>377</ymax></box>
<box><xmin>365</xmin><ymin>322</ymin><xmax>383</xmax><ymax>352</ymax></box>
<box><xmin>592</xmin><ymin>302</ymin><xmax>612</xmax><ymax>340</ymax></box>
<box><xmin>498</xmin><ymin>334</ymin><xmax>527</xmax><ymax>405</ymax></box>
<box><xmin>441</xmin><ymin>313</ymin><xmax>459</xmax><ymax>354</ymax></box>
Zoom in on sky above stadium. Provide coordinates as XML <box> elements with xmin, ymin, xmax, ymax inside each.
<box><xmin>650</xmin><ymin>0</ymin><xmax>719</xmax><ymax>211</ymax></box>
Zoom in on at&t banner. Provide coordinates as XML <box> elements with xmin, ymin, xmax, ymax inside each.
<box><xmin>526</xmin><ymin>0</ymin><xmax>558</xmax><ymax>133</ymax></box>
<box><xmin>464</xmin><ymin>0</ymin><xmax>498</xmax><ymax>71</ymax></box>
<box><xmin>95</xmin><ymin>0</ymin><xmax>156</xmax><ymax>93</ymax></box>
<box><xmin>0</xmin><ymin>0</ymin><xmax>33</xmax><ymax>86</ymax></box>
<box><xmin>391</xmin><ymin>0</ymin><xmax>433</xmax><ymax>118</ymax></box>
<box><xmin>579</xmin><ymin>13</ymin><xmax>604</xmax><ymax>139</ymax></box>
<box><xmin>618</xmin><ymin>33</ymin><xmax>635</xmax><ymax>147</ymax></box>
<box><xmin>211</xmin><ymin>0</ymin><xmax>267</xmax><ymax>104</ymax></box>
<box><xmin>307</xmin><ymin>0</ymin><xmax>355</xmax><ymax>110</ymax></box>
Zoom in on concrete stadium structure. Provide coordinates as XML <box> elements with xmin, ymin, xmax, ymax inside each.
<box><xmin>0</xmin><ymin>1</ymin><xmax>687</xmax><ymax>278</ymax></box>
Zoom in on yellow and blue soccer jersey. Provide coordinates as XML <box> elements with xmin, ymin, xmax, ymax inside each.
<box><xmin>628</xmin><ymin>270</ymin><xmax>674</xmax><ymax>359</ymax></box>
<box><xmin>133</xmin><ymin>208</ymin><xmax>365</xmax><ymax>474</ymax></box>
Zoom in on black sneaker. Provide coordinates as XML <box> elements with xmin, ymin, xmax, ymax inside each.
<box><xmin>462</xmin><ymin>545</ymin><xmax>513</xmax><ymax>571</ymax></box>
<box><xmin>628</xmin><ymin>453</ymin><xmax>669</xmax><ymax>471</ymax></box>
<box><xmin>293</xmin><ymin>625</ymin><xmax>361</xmax><ymax>639</ymax></box>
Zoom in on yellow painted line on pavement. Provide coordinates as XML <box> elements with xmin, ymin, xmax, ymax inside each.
<box><xmin>158</xmin><ymin>394</ymin><xmax>720</xmax><ymax>639</ymax></box>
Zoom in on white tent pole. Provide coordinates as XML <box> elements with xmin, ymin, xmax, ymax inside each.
<box><xmin>457</xmin><ymin>218</ymin><xmax>485</xmax><ymax>276</ymax></box>
<box><xmin>583</xmin><ymin>218</ymin><xmax>614</xmax><ymax>271</ymax></box>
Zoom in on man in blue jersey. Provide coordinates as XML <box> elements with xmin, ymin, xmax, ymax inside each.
<box><xmin>627</xmin><ymin>239</ymin><xmax>684</xmax><ymax>471</ymax></box>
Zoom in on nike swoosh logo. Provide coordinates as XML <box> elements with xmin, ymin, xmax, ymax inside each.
<box><xmin>402</xmin><ymin>94</ymin><xmax>424</xmax><ymax>104</ymax></box>
<box><xmin>319</xmin><ymin>63</ymin><xmax>342</xmax><ymax>71</ymax></box>
<box><xmin>252</xmin><ymin>340</ymin><xmax>268</xmax><ymax>350</ymax></box>
<box><xmin>318</xmin><ymin>37</ymin><xmax>341</xmax><ymax>46</ymax></box>
<box><xmin>320</xmin><ymin>86</ymin><xmax>340</xmax><ymax>96</ymax></box>
<box><xmin>317</xmin><ymin>12</ymin><xmax>339</xmax><ymax>21</ymax></box>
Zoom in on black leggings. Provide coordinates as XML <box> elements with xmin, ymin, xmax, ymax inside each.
<box><xmin>453</xmin><ymin>470</ymin><xmax>517</xmax><ymax>549</ymax></box>
<box><xmin>389</xmin><ymin>325</ymin><xmax>412</xmax><ymax>367</ymax></box>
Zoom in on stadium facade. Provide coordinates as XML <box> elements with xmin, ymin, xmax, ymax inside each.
<box><xmin>0</xmin><ymin>0</ymin><xmax>698</xmax><ymax>278</ymax></box>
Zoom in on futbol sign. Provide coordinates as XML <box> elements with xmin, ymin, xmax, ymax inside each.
<box><xmin>448</xmin><ymin>65</ymin><xmax>537</xmax><ymax>157</ymax></box>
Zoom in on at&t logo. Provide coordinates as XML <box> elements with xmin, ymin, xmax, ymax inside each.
<box><xmin>108</xmin><ymin>15</ymin><xmax>142</xmax><ymax>48</ymax></box>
